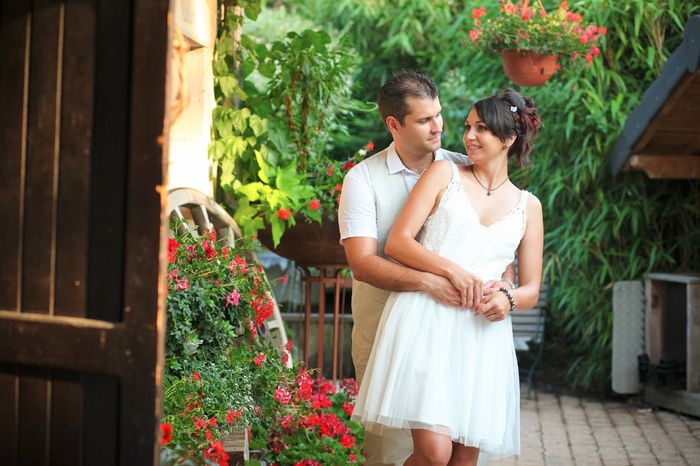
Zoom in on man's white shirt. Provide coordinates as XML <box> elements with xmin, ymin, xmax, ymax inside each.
<box><xmin>338</xmin><ymin>142</ymin><xmax>470</xmax><ymax>243</ymax></box>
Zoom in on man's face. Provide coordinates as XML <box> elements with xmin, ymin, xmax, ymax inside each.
<box><xmin>391</xmin><ymin>96</ymin><xmax>443</xmax><ymax>156</ymax></box>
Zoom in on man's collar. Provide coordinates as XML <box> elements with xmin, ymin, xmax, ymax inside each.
<box><xmin>386</xmin><ymin>142</ymin><xmax>444</xmax><ymax>175</ymax></box>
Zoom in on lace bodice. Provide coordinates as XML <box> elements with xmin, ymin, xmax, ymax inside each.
<box><xmin>419</xmin><ymin>162</ymin><xmax>529</xmax><ymax>282</ymax></box>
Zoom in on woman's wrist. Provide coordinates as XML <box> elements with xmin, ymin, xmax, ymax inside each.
<box><xmin>498</xmin><ymin>287</ymin><xmax>517</xmax><ymax>312</ymax></box>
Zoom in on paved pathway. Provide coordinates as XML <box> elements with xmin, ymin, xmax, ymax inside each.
<box><xmin>491</xmin><ymin>389</ymin><xmax>700</xmax><ymax>466</ymax></box>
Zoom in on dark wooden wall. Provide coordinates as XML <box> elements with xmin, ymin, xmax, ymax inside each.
<box><xmin>0</xmin><ymin>0</ymin><xmax>170</xmax><ymax>464</ymax></box>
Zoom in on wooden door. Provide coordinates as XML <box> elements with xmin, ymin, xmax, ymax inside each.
<box><xmin>0</xmin><ymin>0</ymin><xmax>171</xmax><ymax>464</ymax></box>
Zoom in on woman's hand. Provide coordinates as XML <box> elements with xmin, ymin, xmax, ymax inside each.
<box><xmin>446</xmin><ymin>266</ymin><xmax>482</xmax><ymax>310</ymax></box>
<box><xmin>476</xmin><ymin>287</ymin><xmax>510</xmax><ymax>322</ymax></box>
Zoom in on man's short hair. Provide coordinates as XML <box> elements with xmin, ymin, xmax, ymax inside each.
<box><xmin>378</xmin><ymin>69</ymin><xmax>439</xmax><ymax>126</ymax></box>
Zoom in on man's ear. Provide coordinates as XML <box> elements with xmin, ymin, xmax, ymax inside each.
<box><xmin>386</xmin><ymin>116</ymin><xmax>400</xmax><ymax>134</ymax></box>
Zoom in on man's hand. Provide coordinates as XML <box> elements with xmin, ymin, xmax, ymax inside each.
<box><xmin>422</xmin><ymin>273</ymin><xmax>463</xmax><ymax>308</ymax></box>
<box><xmin>483</xmin><ymin>279</ymin><xmax>513</xmax><ymax>292</ymax></box>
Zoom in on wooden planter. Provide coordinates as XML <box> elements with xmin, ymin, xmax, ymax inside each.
<box><xmin>258</xmin><ymin>216</ymin><xmax>348</xmax><ymax>267</ymax></box>
<box><xmin>500</xmin><ymin>50</ymin><xmax>558</xmax><ymax>87</ymax></box>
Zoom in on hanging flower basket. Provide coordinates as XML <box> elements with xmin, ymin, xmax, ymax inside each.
<box><xmin>258</xmin><ymin>215</ymin><xmax>348</xmax><ymax>267</ymax></box>
<box><xmin>467</xmin><ymin>0</ymin><xmax>606</xmax><ymax>84</ymax></box>
<box><xmin>500</xmin><ymin>50</ymin><xmax>559</xmax><ymax>87</ymax></box>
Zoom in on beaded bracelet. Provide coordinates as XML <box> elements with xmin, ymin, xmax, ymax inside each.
<box><xmin>498</xmin><ymin>287</ymin><xmax>517</xmax><ymax>312</ymax></box>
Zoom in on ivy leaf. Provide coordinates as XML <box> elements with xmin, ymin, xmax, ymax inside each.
<box><xmin>276</xmin><ymin>163</ymin><xmax>303</xmax><ymax>193</ymax></box>
<box><xmin>248</xmin><ymin>114</ymin><xmax>267</xmax><ymax>137</ymax></box>
<box><xmin>258</xmin><ymin>61</ymin><xmax>276</xmax><ymax>79</ymax></box>
<box><xmin>231</xmin><ymin>108</ymin><xmax>252</xmax><ymax>133</ymax></box>
<box><xmin>219</xmin><ymin>75</ymin><xmax>239</xmax><ymax>99</ymax></box>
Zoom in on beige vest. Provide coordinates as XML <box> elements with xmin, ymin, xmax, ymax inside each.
<box><xmin>351</xmin><ymin>149</ymin><xmax>409</xmax><ymax>380</ymax></box>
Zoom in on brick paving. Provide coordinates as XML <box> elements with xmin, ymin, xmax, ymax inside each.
<box><xmin>491</xmin><ymin>389</ymin><xmax>700</xmax><ymax>466</ymax></box>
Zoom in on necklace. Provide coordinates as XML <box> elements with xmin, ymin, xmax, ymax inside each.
<box><xmin>471</xmin><ymin>166</ymin><xmax>509</xmax><ymax>196</ymax></box>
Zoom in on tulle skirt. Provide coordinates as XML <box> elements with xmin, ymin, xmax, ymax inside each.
<box><xmin>352</xmin><ymin>291</ymin><xmax>520</xmax><ymax>459</ymax></box>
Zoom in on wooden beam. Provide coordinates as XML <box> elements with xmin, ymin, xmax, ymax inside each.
<box><xmin>625</xmin><ymin>155</ymin><xmax>700</xmax><ymax>179</ymax></box>
<box><xmin>0</xmin><ymin>310</ymin><xmax>126</xmax><ymax>375</ymax></box>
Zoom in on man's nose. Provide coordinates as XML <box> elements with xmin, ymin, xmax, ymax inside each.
<box><xmin>430</xmin><ymin>119</ymin><xmax>441</xmax><ymax>132</ymax></box>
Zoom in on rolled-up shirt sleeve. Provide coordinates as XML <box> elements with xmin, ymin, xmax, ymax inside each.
<box><xmin>338</xmin><ymin>164</ymin><xmax>377</xmax><ymax>243</ymax></box>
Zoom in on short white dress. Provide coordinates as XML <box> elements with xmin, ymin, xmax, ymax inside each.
<box><xmin>352</xmin><ymin>162</ymin><xmax>528</xmax><ymax>459</ymax></box>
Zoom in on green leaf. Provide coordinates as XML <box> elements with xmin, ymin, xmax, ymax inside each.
<box><xmin>237</xmin><ymin>182</ymin><xmax>263</xmax><ymax>202</ymax></box>
<box><xmin>255</xmin><ymin>149</ymin><xmax>275</xmax><ymax>183</ymax></box>
<box><xmin>218</xmin><ymin>75</ymin><xmax>239</xmax><ymax>99</ymax></box>
<box><xmin>270</xmin><ymin>215</ymin><xmax>285</xmax><ymax>247</ymax></box>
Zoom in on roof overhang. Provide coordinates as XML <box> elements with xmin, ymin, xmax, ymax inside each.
<box><xmin>609</xmin><ymin>15</ymin><xmax>700</xmax><ymax>179</ymax></box>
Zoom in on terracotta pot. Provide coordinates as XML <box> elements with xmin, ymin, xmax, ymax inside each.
<box><xmin>500</xmin><ymin>50</ymin><xmax>558</xmax><ymax>87</ymax></box>
<box><xmin>258</xmin><ymin>216</ymin><xmax>348</xmax><ymax>267</ymax></box>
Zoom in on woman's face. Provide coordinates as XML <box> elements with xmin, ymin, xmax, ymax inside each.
<box><xmin>463</xmin><ymin>108</ymin><xmax>509</xmax><ymax>162</ymax></box>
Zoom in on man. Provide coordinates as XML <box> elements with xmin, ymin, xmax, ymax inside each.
<box><xmin>338</xmin><ymin>69</ymin><xmax>514</xmax><ymax>466</ymax></box>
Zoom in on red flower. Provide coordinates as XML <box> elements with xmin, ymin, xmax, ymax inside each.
<box><xmin>285</xmin><ymin>340</ymin><xmax>293</xmax><ymax>353</ymax></box>
<box><xmin>559</xmin><ymin>1</ymin><xmax>568</xmax><ymax>11</ymax></box>
<box><xmin>471</xmin><ymin>6</ymin><xmax>486</xmax><ymax>21</ymax></box>
<box><xmin>343</xmin><ymin>401</ymin><xmax>354</xmax><ymax>416</ymax></box>
<box><xmin>309</xmin><ymin>199</ymin><xmax>321</xmax><ymax>211</ymax></box>
<box><xmin>276</xmin><ymin>207</ymin><xmax>292</xmax><ymax>221</ymax></box>
<box><xmin>366</xmin><ymin>140</ymin><xmax>375</xmax><ymax>151</ymax></box>
<box><xmin>311</xmin><ymin>393</ymin><xmax>332</xmax><ymax>410</ymax></box>
<box><xmin>567</xmin><ymin>11</ymin><xmax>583</xmax><ymax>22</ymax></box>
<box><xmin>230</xmin><ymin>254</ymin><xmax>248</xmax><ymax>275</ymax></box>
<box><xmin>585</xmin><ymin>52</ymin><xmax>593</xmax><ymax>63</ymax></box>
<box><xmin>203</xmin><ymin>440</ymin><xmax>229</xmax><ymax>466</ymax></box>
<box><xmin>598</xmin><ymin>26</ymin><xmax>607</xmax><ymax>35</ymax></box>
<box><xmin>342</xmin><ymin>160</ymin><xmax>356</xmax><ymax>171</ymax></box>
<box><xmin>167</xmin><ymin>238</ymin><xmax>179</xmax><ymax>263</ymax></box>
<box><xmin>340</xmin><ymin>433</ymin><xmax>356</xmax><ymax>448</ymax></box>
<box><xmin>280</xmin><ymin>274</ymin><xmax>288</xmax><ymax>284</ymax></box>
<box><xmin>281</xmin><ymin>352</ymin><xmax>289</xmax><ymax>365</ymax></box>
<box><xmin>591</xmin><ymin>46</ymin><xmax>600</xmax><ymax>57</ymax></box>
<box><xmin>160</xmin><ymin>423</ymin><xmax>173</xmax><ymax>445</ymax></box>
<box><xmin>253</xmin><ymin>352</ymin><xmax>266</xmax><ymax>366</ymax></box>
<box><xmin>167</xmin><ymin>268</ymin><xmax>179</xmax><ymax>281</ymax></box>
<box><xmin>192</xmin><ymin>371</ymin><xmax>201</xmax><ymax>382</ymax></box>
<box><xmin>334</xmin><ymin>183</ymin><xmax>342</xmax><ymax>192</ymax></box>
<box><xmin>201</xmin><ymin>239</ymin><xmax>217</xmax><ymax>259</ymax></box>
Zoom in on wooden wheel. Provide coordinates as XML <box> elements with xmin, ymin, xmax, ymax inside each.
<box><xmin>167</xmin><ymin>187</ymin><xmax>291</xmax><ymax>366</ymax></box>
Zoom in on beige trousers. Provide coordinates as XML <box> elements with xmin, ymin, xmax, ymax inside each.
<box><xmin>352</xmin><ymin>282</ymin><xmax>413</xmax><ymax>466</ymax></box>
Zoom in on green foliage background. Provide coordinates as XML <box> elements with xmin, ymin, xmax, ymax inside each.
<box><xmin>284</xmin><ymin>0</ymin><xmax>700</xmax><ymax>390</ymax></box>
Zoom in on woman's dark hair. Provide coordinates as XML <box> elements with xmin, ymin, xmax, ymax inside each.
<box><xmin>473</xmin><ymin>88</ymin><xmax>542</xmax><ymax>166</ymax></box>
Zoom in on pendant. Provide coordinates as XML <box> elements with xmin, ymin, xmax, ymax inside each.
<box><xmin>487</xmin><ymin>191</ymin><xmax>492</xmax><ymax>196</ymax></box>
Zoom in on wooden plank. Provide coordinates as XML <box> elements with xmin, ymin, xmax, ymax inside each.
<box><xmin>18</xmin><ymin>373</ymin><xmax>49</xmax><ymax>465</ymax></box>
<box><xmin>688</xmin><ymin>283</ymin><xmax>700</xmax><ymax>392</ymax></box>
<box><xmin>0</xmin><ymin>311</ymin><xmax>125</xmax><ymax>375</ymax></box>
<box><xmin>646</xmin><ymin>278</ymin><xmax>663</xmax><ymax>365</ymax></box>
<box><xmin>21</xmin><ymin>0</ymin><xmax>62</xmax><ymax>314</ymax></box>
<box><xmin>0</xmin><ymin>371</ymin><xmax>18</xmax><ymax>464</ymax></box>
<box><xmin>628</xmin><ymin>155</ymin><xmax>700</xmax><ymax>179</ymax></box>
<box><xmin>83</xmin><ymin>374</ymin><xmax>119</xmax><ymax>466</ymax></box>
<box><xmin>85</xmin><ymin>0</ymin><xmax>131</xmax><ymax>323</ymax></box>
<box><xmin>0</xmin><ymin>0</ymin><xmax>30</xmax><ymax>311</ymax></box>
<box><xmin>54</xmin><ymin>0</ymin><xmax>96</xmax><ymax>318</ymax></box>
<box><xmin>118</xmin><ymin>0</ymin><xmax>170</xmax><ymax>463</ymax></box>
<box><xmin>645</xmin><ymin>385</ymin><xmax>700</xmax><ymax>418</ymax></box>
<box><xmin>50</xmin><ymin>374</ymin><xmax>83</xmax><ymax>465</ymax></box>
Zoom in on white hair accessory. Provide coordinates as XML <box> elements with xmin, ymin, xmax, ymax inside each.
<box><xmin>510</xmin><ymin>105</ymin><xmax>518</xmax><ymax>113</ymax></box>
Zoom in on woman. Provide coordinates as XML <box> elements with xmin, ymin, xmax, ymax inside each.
<box><xmin>352</xmin><ymin>88</ymin><xmax>544</xmax><ymax>465</ymax></box>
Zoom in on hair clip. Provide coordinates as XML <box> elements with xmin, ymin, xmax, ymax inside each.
<box><xmin>510</xmin><ymin>105</ymin><xmax>518</xmax><ymax>113</ymax></box>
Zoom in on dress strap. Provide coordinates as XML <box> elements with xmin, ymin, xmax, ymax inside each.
<box><xmin>448</xmin><ymin>160</ymin><xmax>462</xmax><ymax>187</ymax></box>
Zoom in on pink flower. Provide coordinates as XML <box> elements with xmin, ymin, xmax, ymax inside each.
<box><xmin>309</xmin><ymin>199</ymin><xmax>321</xmax><ymax>211</ymax></box>
<box><xmin>585</xmin><ymin>52</ymin><xmax>593</xmax><ymax>63</ymax></box>
<box><xmin>274</xmin><ymin>387</ymin><xmax>292</xmax><ymax>404</ymax></box>
<box><xmin>175</xmin><ymin>277</ymin><xmax>189</xmax><ymax>291</ymax></box>
<box><xmin>598</xmin><ymin>26</ymin><xmax>607</xmax><ymax>35</ymax></box>
<box><xmin>469</xmin><ymin>29</ymin><xmax>482</xmax><ymax>44</ymax></box>
<box><xmin>366</xmin><ymin>141</ymin><xmax>375</xmax><ymax>151</ymax></box>
<box><xmin>226</xmin><ymin>289</ymin><xmax>240</xmax><ymax>307</ymax></box>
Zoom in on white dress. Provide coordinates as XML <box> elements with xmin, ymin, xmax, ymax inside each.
<box><xmin>352</xmin><ymin>161</ymin><xmax>528</xmax><ymax>459</ymax></box>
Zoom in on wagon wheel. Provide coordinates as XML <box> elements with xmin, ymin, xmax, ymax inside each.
<box><xmin>167</xmin><ymin>187</ymin><xmax>291</xmax><ymax>366</ymax></box>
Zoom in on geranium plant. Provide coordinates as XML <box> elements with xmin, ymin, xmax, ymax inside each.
<box><xmin>252</xmin><ymin>372</ymin><xmax>364</xmax><ymax>465</ymax></box>
<box><xmin>468</xmin><ymin>1</ymin><xmax>606</xmax><ymax>64</ymax></box>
